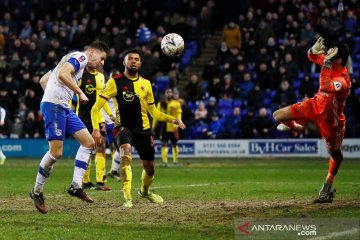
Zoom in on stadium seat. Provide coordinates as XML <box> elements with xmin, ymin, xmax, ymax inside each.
<box><xmin>293</xmin><ymin>79</ymin><xmax>301</xmax><ymax>89</ymax></box>
<box><xmin>232</xmin><ymin>99</ymin><xmax>242</xmax><ymax>108</ymax></box>
<box><xmin>218</xmin><ymin>108</ymin><xmax>233</xmax><ymax>118</ymax></box>
<box><xmin>298</xmin><ymin>72</ymin><xmax>305</xmax><ymax>80</ymax></box>
<box><xmin>355</xmin><ymin>88</ymin><xmax>360</xmax><ymax>96</ymax></box>
<box><xmin>153</xmin><ymin>75</ymin><xmax>170</xmax><ymax>98</ymax></box>
<box><xmin>218</xmin><ymin>99</ymin><xmax>232</xmax><ymax>108</ymax></box>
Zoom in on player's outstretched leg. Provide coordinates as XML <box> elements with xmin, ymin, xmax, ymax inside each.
<box><xmin>313</xmin><ymin>182</ymin><xmax>336</xmax><ymax>203</ymax></box>
<box><xmin>314</xmin><ymin>153</ymin><xmax>342</xmax><ymax>203</ymax></box>
<box><xmin>30</xmin><ymin>188</ymin><xmax>47</xmax><ymax>214</ymax></box>
<box><xmin>276</xmin><ymin>121</ymin><xmax>303</xmax><ymax>131</ymax></box>
<box><xmin>138</xmin><ymin>169</ymin><xmax>163</xmax><ymax>204</ymax></box>
<box><xmin>30</xmin><ymin>151</ymin><xmax>57</xmax><ymax>213</ymax></box>
<box><xmin>69</xmin><ymin>146</ymin><xmax>94</xmax><ymax>203</ymax></box>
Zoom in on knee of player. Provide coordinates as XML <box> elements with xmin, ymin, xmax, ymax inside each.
<box><xmin>121</xmin><ymin>154</ymin><xmax>132</xmax><ymax>166</ymax></box>
<box><xmin>272</xmin><ymin>110</ymin><xmax>280</xmax><ymax>121</ymax></box>
<box><xmin>145</xmin><ymin>167</ymin><xmax>155</xmax><ymax>176</ymax></box>
<box><xmin>84</xmin><ymin>139</ymin><xmax>95</xmax><ymax>149</ymax></box>
<box><xmin>50</xmin><ymin>151</ymin><xmax>62</xmax><ymax>160</ymax></box>
<box><xmin>120</xmin><ymin>144</ymin><xmax>132</xmax><ymax>155</ymax></box>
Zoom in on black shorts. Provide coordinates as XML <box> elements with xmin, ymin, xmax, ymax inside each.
<box><xmin>116</xmin><ymin>127</ymin><xmax>155</xmax><ymax>161</ymax></box>
<box><xmin>160</xmin><ymin>131</ymin><xmax>178</xmax><ymax>145</ymax></box>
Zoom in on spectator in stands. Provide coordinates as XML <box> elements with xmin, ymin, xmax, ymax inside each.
<box><xmin>274</xmin><ymin>79</ymin><xmax>297</xmax><ymax>107</ymax></box>
<box><xmin>221</xmin><ymin>21</ymin><xmax>241</xmax><ymax>49</ymax></box>
<box><xmin>343</xmin><ymin>10</ymin><xmax>357</xmax><ymax>34</ymax></box>
<box><xmin>254</xmin><ymin>20</ymin><xmax>274</xmax><ymax>48</ymax></box>
<box><xmin>241</xmin><ymin>11</ymin><xmax>257</xmax><ymax>39</ymax></box>
<box><xmin>194</xmin><ymin>100</ymin><xmax>208</xmax><ymax>122</ymax></box>
<box><xmin>300</xmin><ymin>23</ymin><xmax>316</xmax><ymax>45</ymax></box>
<box><xmin>184</xmin><ymin>74</ymin><xmax>204</xmax><ymax>103</ymax></box>
<box><xmin>247</xmin><ymin>83</ymin><xmax>267</xmax><ymax>110</ymax></box>
<box><xmin>22</xmin><ymin>111</ymin><xmax>40</xmax><ymax>138</ymax></box>
<box><xmin>254</xmin><ymin>107</ymin><xmax>273</xmax><ymax>138</ymax></box>
<box><xmin>216</xmin><ymin>41</ymin><xmax>231</xmax><ymax>65</ymax></box>
<box><xmin>205</xmin><ymin>96</ymin><xmax>218</xmax><ymax>123</ymax></box>
<box><xmin>0</xmin><ymin>86</ymin><xmax>13</xmax><ymax>114</ymax></box>
<box><xmin>221</xmin><ymin>74</ymin><xmax>236</xmax><ymax>99</ymax></box>
<box><xmin>299</xmin><ymin>74</ymin><xmax>316</xmax><ymax>98</ymax></box>
<box><xmin>282</xmin><ymin>52</ymin><xmax>299</xmax><ymax>82</ymax></box>
<box><xmin>254</xmin><ymin>47</ymin><xmax>272</xmax><ymax>70</ymax></box>
<box><xmin>202</xmin><ymin>58</ymin><xmax>221</xmax><ymax>82</ymax></box>
<box><xmin>240</xmin><ymin>107</ymin><xmax>256</xmax><ymax>138</ymax></box>
<box><xmin>237</xmin><ymin>72</ymin><xmax>254</xmax><ymax>99</ymax></box>
<box><xmin>256</xmin><ymin>62</ymin><xmax>276</xmax><ymax>90</ymax></box>
<box><xmin>135</xmin><ymin>22</ymin><xmax>151</xmax><ymax>46</ymax></box>
<box><xmin>204</xmin><ymin>113</ymin><xmax>222</xmax><ymax>139</ymax></box>
<box><xmin>232</xmin><ymin>61</ymin><xmax>247</xmax><ymax>83</ymax></box>
<box><xmin>221</xmin><ymin>106</ymin><xmax>242</xmax><ymax>139</ymax></box>
<box><xmin>207</xmin><ymin>76</ymin><xmax>222</xmax><ymax>101</ymax></box>
<box><xmin>24</xmin><ymin>88</ymin><xmax>40</xmax><ymax>113</ymax></box>
<box><xmin>10</xmin><ymin>114</ymin><xmax>23</xmax><ymax>138</ymax></box>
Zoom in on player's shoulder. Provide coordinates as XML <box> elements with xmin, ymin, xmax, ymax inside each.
<box><xmin>139</xmin><ymin>75</ymin><xmax>150</xmax><ymax>82</ymax></box>
<box><xmin>138</xmin><ymin>76</ymin><xmax>152</xmax><ymax>86</ymax></box>
<box><xmin>68</xmin><ymin>51</ymin><xmax>87</xmax><ymax>63</ymax></box>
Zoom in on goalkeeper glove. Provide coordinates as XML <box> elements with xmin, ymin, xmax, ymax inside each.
<box><xmin>311</xmin><ymin>37</ymin><xmax>325</xmax><ymax>54</ymax></box>
<box><xmin>323</xmin><ymin>47</ymin><xmax>338</xmax><ymax>68</ymax></box>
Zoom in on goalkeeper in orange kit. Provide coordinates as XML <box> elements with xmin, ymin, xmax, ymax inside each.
<box><xmin>153</xmin><ymin>88</ymin><xmax>182</xmax><ymax>167</ymax></box>
<box><xmin>273</xmin><ymin>37</ymin><xmax>350</xmax><ymax>203</ymax></box>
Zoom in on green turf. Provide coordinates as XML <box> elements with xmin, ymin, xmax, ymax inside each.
<box><xmin>0</xmin><ymin>158</ymin><xmax>359</xmax><ymax>240</ymax></box>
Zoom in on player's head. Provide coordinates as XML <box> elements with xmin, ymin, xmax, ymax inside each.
<box><xmin>86</xmin><ymin>41</ymin><xmax>109</xmax><ymax>69</ymax></box>
<box><xmin>328</xmin><ymin>42</ymin><xmax>349</xmax><ymax>66</ymax></box>
<box><xmin>123</xmin><ymin>48</ymin><xmax>142</xmax><ymax>75</ymax></box>
<box><xmin>165</xmin><ymin>88</ymin><xmax>173</xmax><ymax>99</ymax></box>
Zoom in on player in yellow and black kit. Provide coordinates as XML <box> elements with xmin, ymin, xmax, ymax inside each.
<box><xmin>77</xmin><ymin>64</ymin><xmax>115</xmax><ymax>191</ymax></box>
<box><xmin>91</xmin><ymin>48</ymin><xmax>186</xmax><ymax>208</ymax></box>
<box><xmin>153</xmin><ymin>88</ymin><xmax>182</xmax><ymax>167</ymax></box>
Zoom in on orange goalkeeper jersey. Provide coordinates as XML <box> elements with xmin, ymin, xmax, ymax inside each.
<box><xmin>307</xmin><ymin>51</ymin><xmax>351</xmax><ymax>122</ymax></box>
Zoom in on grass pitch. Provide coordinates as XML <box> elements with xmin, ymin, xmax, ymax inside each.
<box><xmin>0</xmin><ymin>158</ymin><xmax>359</xmax><ymax>240</ymax></box>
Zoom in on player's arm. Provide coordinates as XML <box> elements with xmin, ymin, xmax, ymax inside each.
<box><xmin>39</xmin><ymin>70</ymin><xmax>51</xmax><ymax>90</ymax></box>
<box><xmin>145</xmin><ymin>80</ymin><xmax>185</xmax><ymax>129</ymax></box>
<box><xmin>91</xmin><ymin>78</ymin><xmax>117</xmax><ymax>143</ymax></box>
<box><xmin>319</xmin><ymin>47</ymin><xmax>349</xmax><ymax>93</ymax></box>
<box><xmin>102</xmin><ymin>101</ymin><xmax>115</xmax><ymax>122</ymax></box>
<box><xmin>151</xmin><ymin>102</ymin><xmax>161</xmax><ymax>129</ymax></box>
<box><xmin>148</xmin><ymin>103</ymin><xmax>186</xmax><ymax>129</ymax></box>
<box><xmin>58</xmin><ymin>62</ymin><xmax>88</xmax><ymax>104</ymax></box>
<box><xmin>308</xmin><ymin>36</ymin><xmax>325</xmax><ymax>66</ymax></box>
<box><xmin>91</xmin><ymin>97</ymin><xmax>108</xmax><ymax>130</ymax></box>
<box><xmin>96</xmin><ymin>76</ymin><xmax>115</xmax><ymax>122</ymax></box>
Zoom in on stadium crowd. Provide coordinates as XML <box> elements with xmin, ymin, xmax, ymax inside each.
<box><xmin>0</xmin><ymin>0</ymin><xmax>359</xmax><ymax>140</ymax></box>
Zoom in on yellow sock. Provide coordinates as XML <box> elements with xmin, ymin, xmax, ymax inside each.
<box><xmin>172</xmin><ymin>145</ymin><xmax>179</xmax><ymax>163</ymax></box>
<box><xmin>95</xmin><ymin>153</ymin><xmax>105</xmax><ymax>183</ymax></box>
<box><xmin>161</xmin><ymin>146</ymin><xmax>168</xmax><ymax>163</ymax></box>
<box><xmin>121</xmin><ymin>155</ymin><xmax>132</xmax><ymax>200</ymax></box>
<box><xmin>141</xmin><ymin>169</ymin><xmax>154</xmax><ymax>195</ymax></box>
<box><xmin>83</xmin><ymin>159</ymin><xmax>91</xmax><ymax>183</ymax></box>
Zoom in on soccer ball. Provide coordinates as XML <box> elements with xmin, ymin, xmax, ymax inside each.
<box><xmin>161</xmin><ymin>33</ymin><xmax>184</xmax><ymax>57</ymax></box>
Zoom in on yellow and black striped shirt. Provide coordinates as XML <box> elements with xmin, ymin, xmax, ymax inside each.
<box><xmin>91</xmin><ymin>73</ymin><xmax>175</xmax><ymax>131</ymax></box>
<box><xmin>76</xmin><ymin>68</ymin><xmax>110</xmax><ymax>129</ymax></box>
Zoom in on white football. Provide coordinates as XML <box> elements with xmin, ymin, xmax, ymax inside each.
<box><xmin>161</xmin><ymin>33</ymin><xmax>184</xmax><ymax>57</ymax></box>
